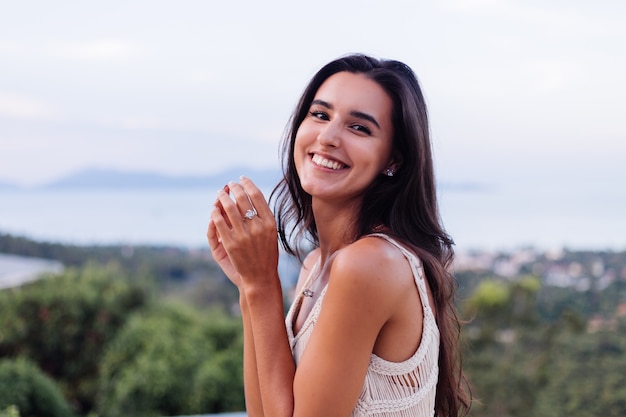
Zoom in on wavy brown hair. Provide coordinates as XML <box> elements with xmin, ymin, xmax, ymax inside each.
<box><xmin>271</xmin><ymin>54</ymin><xmax>471</xmax><ymax>416</ymax></box>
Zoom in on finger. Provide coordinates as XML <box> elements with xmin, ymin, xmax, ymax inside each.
<box><xmin>213</xmin><ymin>194</ymin><xmax>232</xmax><ymax>229</ymax></box>
<box><xmin>207</xmin><ymin>207</ymin><xmax>226</xmax><ymax>248</ymax></box>
<box><xmin>207</xmin><ymin>215</ymin><xmax>220</xmax><ymax>248</ymax></box>
<box><xmin>216</xmin><ymin>188</ymin><xmax>246</xmax><ymax>232</ymax></box>
<box><xmin>227</xmin><ymin>180</ymin><xmax>258</xmax><ymax>220</ymax></box>
<box><xmin>239</xmin><ymin>176</ymin><xmax>273</xmax><ymax>219</ymax></box>
<box><xmin>211</xmin><ymin>203</ymin><xmax>240</xmax><ymax>249</ymax></box>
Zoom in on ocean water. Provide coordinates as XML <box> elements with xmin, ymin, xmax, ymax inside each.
<box><xmin>0</xmin><ymin>185</ymin><xmax>624</xmax><ymax>252</ymax></box>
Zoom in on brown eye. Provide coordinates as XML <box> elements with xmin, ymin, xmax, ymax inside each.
<box><xmin>351</xmin><ymin>124</ymin><xmax>372</xmax><ymax>135</ymax></box>
<box><xmin>310</xmin><ymin>111</ymin><xmax>329</xmax><ymax>121</ymax></box>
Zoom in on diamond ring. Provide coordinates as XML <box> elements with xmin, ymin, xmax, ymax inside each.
<box><xmin>243</xmin><ymin>208</ymin><xmax>257</xmax><ymax>220</ymax></box>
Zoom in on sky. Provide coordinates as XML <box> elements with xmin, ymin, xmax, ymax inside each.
<box><xmin>0</xmin><ymin>0</ymin><xmax>625</xmax><ymax>191</ymax></box>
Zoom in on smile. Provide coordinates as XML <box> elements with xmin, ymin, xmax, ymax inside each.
<box><xmin>311</xmin><ymin>154</ymin><xmax>348</xmax><ymax>170</ymax></box>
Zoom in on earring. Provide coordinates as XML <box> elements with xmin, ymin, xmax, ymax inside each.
<box><xmin>384</xmin><ymin>168</ymin><xmax>394</xmax><ymax>177</ymax></box>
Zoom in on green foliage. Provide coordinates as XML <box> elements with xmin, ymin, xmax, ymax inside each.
<box><xmin>0</xmin><ymin>408</ymin><xmax>17</xmax><ymax>417</ymax></box>
<box><xmin>535</xmin><ymin>328</ymin><xmax>626</xmax><ymax>416</ymax></box>
<box><xmin>0</xmin><ymin>358</ymin><xmax>73</xmax><ymax>417</ymax></box>
<box><xmin>0</xmin><ymin>406</ymin><xmax>20</xmax><ymax>417</ymax></box>
<box><xmin>96</xmin><ymin>303</ymin><xmax>244</xmax><ymax>417</ymax></box>
<box><xmin>0</xmin><ymin>264</ymin><xmax>147</xmax><ymax>413</ymax></box>
<box><xmin>0</xmin><ymin>233</ymin><xmax>237</xmax><ymax>312</ymax></box>
<box><xmin>517</xmin><ymin>275</ymin><xmax>541</xmax><ymax>293</ymax></box>
<box><xmin>462</xmin><ymin>274</ymin><xmax>626</xmax><ymax>417</ymax></box>
<box><xmin>2</xmin><ymin>233</ymin><xmax>624</xmax><ymax>417</ymax></box>
<box><xmin>467</xmin><ymin>280</ymin><xmax>509</xmax><ymax>312</ymax></box>
<box><xmin>464</xmin><ymin>276</ymin><xmax>547</xmax><ymax>416</ymax></box>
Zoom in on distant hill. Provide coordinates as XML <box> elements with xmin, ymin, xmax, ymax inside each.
<box><xmin>0</xmin><ymin>167</ymin><xmax>488</xmax><ymax>192</ymax></box>
<box><xmin>40</xmin><ymin>167</ymin><xmax>283</xmax><ymax>189</ymax></box>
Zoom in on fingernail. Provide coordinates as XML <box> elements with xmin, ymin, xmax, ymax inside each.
<box><xmin>240</xmin><ymin>175</ymin><xmax>248</xmax><ymax>181</ymax></box>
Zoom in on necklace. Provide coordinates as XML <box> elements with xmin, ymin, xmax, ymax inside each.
<box><xmin>302</xmin><ymin>258</ymin><xmax>321</xmax><ymax>298</ymax></box>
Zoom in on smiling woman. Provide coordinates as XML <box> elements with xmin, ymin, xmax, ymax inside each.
<box><xmin>207</xmin><ymin>54</ymin><xmax>472</xmax><ymax>417</ymax></box>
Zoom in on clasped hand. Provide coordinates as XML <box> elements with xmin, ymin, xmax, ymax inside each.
<box><xmin>207</xmin><ymin>176</ymin><xmax>279</xmax><ymax>290</ymax></box>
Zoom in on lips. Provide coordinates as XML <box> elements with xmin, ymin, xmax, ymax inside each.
<box><xmin>311</xmin><ymin>154</ymin><xmax>348</xmax><ymax>170</ymax></box>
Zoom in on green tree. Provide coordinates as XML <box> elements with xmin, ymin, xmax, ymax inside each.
<box><xmin>535</xmin><ymin>325</ymin><xmax>626</xmax><ymax>416</ymax></box>
<box><xmin>96</xmin><ymin>303</ymin><xmax>244</xmax><ymax>417</ymax></box>
<box><xmin>0</xmin><ymin>263</ymin><xmax>147</xmax><ymax>413</ymax></box>
<box><xmin>463</xmin><ymin>276</ymin><xmax>547</xmax><ymax>417</ymax></box>
<box><xmin>0</xmin><ymin>233</ymin><xmax>233</xmax><ymax>310</ymax></box>
<box><xmin>0</xmin><ymin>406</ymin><xmax>20</xmax><ymax>417</ymax></box>
<box><xmin>0</xmin><ymin>358</ymin><xmax>73</xmax><ymax>417</ymax></box>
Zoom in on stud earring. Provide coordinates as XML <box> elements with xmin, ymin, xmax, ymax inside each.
<box><xmin>384</xmin><ymin>168</ymin><xmax>394</xmax><ymax>177</ymax></box>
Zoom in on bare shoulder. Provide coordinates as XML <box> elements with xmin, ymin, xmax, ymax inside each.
<box><xmin>329</xmin><ymin>236</ymin><xmax>414</xmax><ymax>301</ymax></box>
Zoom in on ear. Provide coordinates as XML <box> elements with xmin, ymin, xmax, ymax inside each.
<box><xmin>383</xmin><ymin>152</ymin><xmax>403</xmax><ymax>176</ymax></box>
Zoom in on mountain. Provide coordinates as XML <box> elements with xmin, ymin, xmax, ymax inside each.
<box><xmin>1</xmin><ymin>168</ymin><xmax>487</xmax><ymax>191</ymax></box>
<box><xmin>41</xmin><ymin>167</ymin><xmax>282</xmax><ymax>189</ymax></box>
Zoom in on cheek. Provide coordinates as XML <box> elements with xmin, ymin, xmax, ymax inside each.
<box><xmin>293</xmin><ymin>134</ymin><xmax>305</xmax><ymax>162</ymax></box>
<box><xmin>357</xmin><ymin>142</ymin><xmax>391</xmax><ymax>171</ymax></box>
<box><xmin>376</xmin><ymin>139</ymin><xmax>394</xmax><ymax>168</ymax></box>
<box><xmin>293</xmin><ymin>132</ymin><xmax>308</xmax><ymax>175</ymax></box>
<box><xmin>293</xmin><ymin>124</ymin><xmax>314</xmax><ymax>158</ymax></box>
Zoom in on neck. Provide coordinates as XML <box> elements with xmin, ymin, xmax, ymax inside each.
<box><xmin>312</xmin><ymin>197</ymin><xmax>360</xmax><ymax>264</ymax></box>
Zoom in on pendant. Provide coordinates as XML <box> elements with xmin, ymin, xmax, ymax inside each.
<box><xmin>303</xmin><ymin>288</ymin><xmax>314</xmax><ymax>297</ymax></box>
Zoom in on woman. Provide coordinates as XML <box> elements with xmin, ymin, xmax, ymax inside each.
<box><xmin>208</xmin><ymin>54</ymin><xmax>471</xmax><ymax>417</ymax></box>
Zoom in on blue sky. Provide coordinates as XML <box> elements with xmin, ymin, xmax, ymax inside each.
<box><xmin>0</xmin><ymin>0</ymin><xmax>624</xmax><ymax>191</ymax></box>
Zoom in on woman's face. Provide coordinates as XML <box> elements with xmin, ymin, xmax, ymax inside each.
<box><xmin>294</xmin><ymin>71</ymin><xmax>394</xmax><ymax>205</ymax></box>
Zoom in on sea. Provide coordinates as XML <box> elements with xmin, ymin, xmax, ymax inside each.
<box><xmin>0</xmin><ymin>184</ymin><xmax>624</xmax><ymax>252</ymax></box>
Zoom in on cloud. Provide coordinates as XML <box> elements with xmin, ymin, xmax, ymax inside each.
<box><xmin>0</xmin><ymin>93</ymin><xmax>54</xmax><ymax>120</ymax></box>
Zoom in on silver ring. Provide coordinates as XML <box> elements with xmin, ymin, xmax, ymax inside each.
<box><xmin>243</xmin><ymin>208</ymin><xmax>257</xmax><ymax>220</ymax></box>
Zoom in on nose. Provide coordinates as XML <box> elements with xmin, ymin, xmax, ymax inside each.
<box><xmin>317</xmin><ymin>120</ymin><xmax>341</xmax><ymax>147</ymax></box>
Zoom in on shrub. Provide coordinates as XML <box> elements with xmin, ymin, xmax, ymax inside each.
<box><xmin>0</xmin><ymin>358</ymin><xmax>73</xmax><ymax>417</ymax></box>
<box><xmin>0</xmin><ymin>263</ymin><xmax>147</xmax><ymax>413</ymax></box>
<box><xmin>0</xmin><ymin>406</ymin><xmax>20</xmax><ymax>417</ymax></box>
<box><xmin>96</xmin><ymin>303</ymin><xmax>244</xmax><ymax>417</ymax></box>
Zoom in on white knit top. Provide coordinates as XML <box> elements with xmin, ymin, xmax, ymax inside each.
<box><xmin>285</xmin><ymin>234</ymin><xmax>440</xmax><ymax>417</ymax></box>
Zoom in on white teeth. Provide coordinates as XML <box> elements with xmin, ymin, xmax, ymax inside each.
<box><xmin>312</xmin><ymin>154</ymin><xmax>345</xmax><ymax>170</ymax></box>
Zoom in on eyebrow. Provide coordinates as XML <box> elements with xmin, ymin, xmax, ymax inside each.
<box><xmin>311</xmin><ymin>99</ymin><xmax>381</xmax><ymax>129</ymax></box>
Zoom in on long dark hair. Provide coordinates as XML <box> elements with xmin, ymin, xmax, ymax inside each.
<box><xmin>271</xmin><ymin>54</ymin><xmax>471</xmax><ymax>416</ymax></box>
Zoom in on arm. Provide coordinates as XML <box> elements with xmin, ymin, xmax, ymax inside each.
<box><xmin>207</xmin><ymin>180</ymin><xmax>268</xmax><ymax>416</ymax></box>
<box><xmin>208</xmin><ymin>224</ymin><xmax>265</xmax><ymax>417</ymax></box>
<box><xmin>240</xmin><ymin>248</ymin><xmax>320</xmax><ymax>416</ymax></box>
<box><xmin>208</xmin><ymin>177</ymin><xmax>295</xmax><ymax>416</ymax></box>
<box><xmin>239</xmin><ymin>293</ymin><xmax>264</xmax><ymax>417</ymax></box>
<box><xmin>244</xmin><ymin>278</ymin><xmax>296</xmax><ymax>416</ymax></box>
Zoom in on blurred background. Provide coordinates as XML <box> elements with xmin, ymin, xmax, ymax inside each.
<box><xmin>0</xmin><ymin>0</ymin><xmax>624</xmax><ymax>250</ymax></box>
<box><xmin>0</xmin><ymin>1</ymin><xmax>625</xmax><ymax>416</ymax></box>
